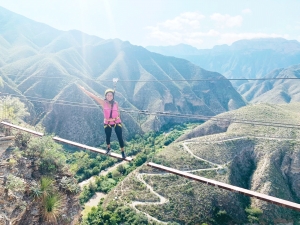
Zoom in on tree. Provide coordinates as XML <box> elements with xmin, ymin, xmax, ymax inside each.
<box><xmin>1</xmin><ymin>96</ymin><xmax>29</xmax><ymax>121</ymax></box>
<box><xmin>117</xmin><ymin>164</ymin><xmax>126</xmax><ymax>174</ymax></box>
<box><xmin>245</xmin><ymin>207</ymin><xmax>262</xmax><ymax>223</ymax></box>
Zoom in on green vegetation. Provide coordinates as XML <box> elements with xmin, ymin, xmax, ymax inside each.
<box><xmin>75</xmin><ymin>122</ymin><xmax>199</xmax><ymax>224</ymax></box>
<box><xmin>67</xmin><ymin>151</ymin><xmax>117</xmax><ymax>182</ymax></box>
<box><xmin>245</xmin><ymin>207</ymin><xmax>263</xmax><ymax>223</ymax></box>
<box><xmin>97</xmin><ymin>103</ymin><xmax>300</xmax><ymax>224</ymax></box>
<box><xmin>4</xmin><ymin>100</ymin><xmax>300</xmax><ymax>224</ymax></box>
<box><xmin>0</xmin><ymin>94</ymin><xmax>81</xmax><ymax>224</ymax></box>
<box><xmin>0</xmin><ymin>96</ymin><xmax>29</xmax><ymax>122</ymax></box>
<box><xmin>82</xmin><ymin>200</ymin><xmax>181</xmax><ymax>225</ymax></box>
<box><xmin>7</xmin><ymin>132</ymin><xmax>81</xmax><ymax>224</ymax></box>
<box><xmin>59</xmin><ymin>176</ymin><xmax>81</xmax><ymax>194</ymax></box>
<box><xmin>31</xmin><ymin>177</ymin><xmax>66</xmax><ymax>224</ymax></box>
<box><xmin>77</xmin><ymin>123</ymin><xmax>198</xmax><ymax>205</ymax></box>
<box><xmin>6</xmin><ymin>174</ymin><xmax>25</xmax><ymax>192</ymax></box>
<box><xmin>42</xmin><ymin>193</ymin><xmax>66</xmax><ymax>223</ymax></box>
<box><xmin>82</xmin><ymin>201</ymin><xmax>150</xmax><ymax>225</ymax></box>
<box><xmin>132</xmin><ymin>173</ymin><xmax>245</xmax><ymax>225</ymax></box>
<box><xmin>17</xmin><ymin>135</ymin><xmax>68</xmax><ymax>176</ymax></box>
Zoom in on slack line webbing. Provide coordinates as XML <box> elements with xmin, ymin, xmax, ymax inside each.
<box><xmin>147</xmin><ymin>162</ymin><xmax>300</xmax><ymax>212</ymax></box>
<box><xmin>1</xmin><ymin>121</ymin><xmax>44</xmax><ymax>136</ymax></box>
<box><xmin>2</xmin><ymin>121</ymin><xmax>300</xmax><ymax>211</ymax></box>
<box><xmin>53</xmin><ymin>137</ymin><xmax>133</xmax><ymax>162</ymax></box>
<box><xmin>0</xmin><ymin>121</ymin><xmax>133</xmax><ymax>161</ymax></box>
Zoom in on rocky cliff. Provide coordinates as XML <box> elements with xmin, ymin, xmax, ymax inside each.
<box><xmin>0</xmin><ymin>128</ymin><xmax>81</xmax><ymax>225</ymax></box>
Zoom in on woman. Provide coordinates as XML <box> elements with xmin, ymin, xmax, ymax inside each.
<box><xmin>78</xmin><ymin>85</ymin><xmax>126</xmax><ymax>158</ymax></box>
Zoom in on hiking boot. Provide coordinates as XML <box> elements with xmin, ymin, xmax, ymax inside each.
<box><xmin>106</xmin><ymin>147</ymin><xmax>111</xmax><ymax>154</ymax></box>
<box><xmin>121</xmin><ymin>151</ymin><xmax>126</xmax><ymax>159</ymax></box>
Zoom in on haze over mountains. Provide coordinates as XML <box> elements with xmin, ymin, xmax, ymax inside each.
<box><xmin>0</xmin><ymin>6</ymin><xmax>245</xmax><ymax>146</ymax></box>
<box><xmin>239</xmin><ymin>64</ymin><xmax>300</xmax><ymax>103</ymax></box>
<box><xmin>147</xmin><ymin>39</ymin><xmax>300</xmax><ymax>103</ymax></box>
<box><xmin>146</xmin><ymin>38</ymin><xmax>300</xmax><ymax>80</ymax></box>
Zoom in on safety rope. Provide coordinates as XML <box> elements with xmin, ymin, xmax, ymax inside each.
<box><xmin>113</xmin><ymin>78</ymin><xmax>118</xmax><ymax>92</ymax></box>
<box><xmin>2</xmin><ymin>91</ymin><xmax>300</xmax><ymax>129</ymax></box>
<box><xmin>150</xmin><ymin>115</ymin><xmax>160</xmax><ymax>164</ymax></box>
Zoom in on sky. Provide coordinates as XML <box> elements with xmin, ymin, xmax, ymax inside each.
<box><xmin>0</xmin><ymin>0</ymin><xmax>300</xmax><ymax>49</ymax></box>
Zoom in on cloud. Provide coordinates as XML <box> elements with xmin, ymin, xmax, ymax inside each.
<box><xmin>294</xmin><ymin>22</ymin><xmax>300</xmax><ymax>30</ymax></box>
<box><xmin>147</xmin><ymin>26</ymin><xmax>220</xmax><ymax>46</ymax></box>
<box><xmin>242</xmin><ymin>8</ymin><xmax>252</xmax><ymax>14</ymax></box>
<box><xmin>147</xmin><ymin>27</ymin><xmax>202</xmax><ymax>45</ymax></box>
<box><xmin>146</xmin><ymin>12</ymin><xmax>207</xmax><ymax>46</ymax></box>
<box><xmin>146</xmin><ymin>12</ymin><xmax>290</xmax><ymax>48</ymax></box>
<box><xmin>156</xmin><ymin>12</ymin><xmax>205</xmax><ymax>31</ymax></box>
<box><xmin>189</xmin><ymin>30</ymin><xmax>220</xmax><ymax>38</ymax></box>
<box><xmin>147</xmin><ymin>26</ymin><xmax>182</xmax><ymax>43</ymax></box>
<box><xmin>210</xmin><ymin>13</ymin><xmax>243</xmax><ymax>28</ymax></box>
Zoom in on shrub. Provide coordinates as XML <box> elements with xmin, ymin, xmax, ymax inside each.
<box><xmin>6</xmin><ymin>174</ymin><xmax>25</xmax><ymax>192</ymax></box>
<box><xmin>14</xmin><ymin>132</ymin><xmax>31</xmax><ymax>150</ymax></box>
<box><xmin>59</xmin><ymin>176</ymin><xmax>80</xmax><ymax>194</ymax></box>
<box><xmin>0</xmin><ymin>96</ymin><xmax>29</xmax><ymax>121</ymax></box>
<box><xmin>245</xmin><ymin>207</ymin><xmax>262</xmax><ymax>223</ymax></box>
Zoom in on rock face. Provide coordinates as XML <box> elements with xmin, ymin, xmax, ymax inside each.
<box><xmin>107</xmin><ymin>103</ymin><xmax>300</xmax><ymax>224</ymax></box>
<box><xmin>238</xmin><ymin>64</ymin><xmax>300</xmax><ymax>103</ymax></box>
<box><xmin>0</xmin><ymin>134</ymin><xmax>81</xmax><ymax>225</ymax></box>
<box><xmin>229</xmin><ymin>139</ymin><xmax>300</xmax><ymax>221</ymax></box>
<box><xmin>178</xmin><ymin>103</ymin><xmax>300</xmax><ymax>223</ymax></box>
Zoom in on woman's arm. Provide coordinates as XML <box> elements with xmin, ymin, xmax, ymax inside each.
<box><xmin>78</xmin><ymin>85</ymin><xmax>105</xmax><ymax>107</ymax></box>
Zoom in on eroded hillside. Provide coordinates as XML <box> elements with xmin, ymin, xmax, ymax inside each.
<box><xmin>102</xmin><ymin>103</ymin><xmax>300</xmax><ymax>224</ymax></box>
<box><xmin>238</xmin><ymin>64</ymin><xmax>300</xmax><ymax>103</ymax></box>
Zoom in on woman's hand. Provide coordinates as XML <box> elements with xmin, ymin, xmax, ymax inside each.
<box><xmin>78</xmin><ymin>85</ymin><xmax>105</xmax><ymax>107</ymax></box>
<box><xmin>78</xmin><ymin>85</ymin><xmax>90</xmax><ymax>95</ymax></box>
<box><xmin>78</xmin><ymin>85</ymin><xmax>85</xmax><ymax>91</ymax></box>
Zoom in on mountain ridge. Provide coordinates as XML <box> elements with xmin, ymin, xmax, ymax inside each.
<box><xmin>239</xmin><ymin>64</ymin><xmax>300</xmax><ymax>103</ymax></box>
<box><xmin>146</xmin><ymin>38</ymin><xmax>300</xmax><ymax>80</ymax></box>
<box><xmin>0</xmin><ymin>7</ymin><xmax>246</xmax><ymax>146</ymax></box>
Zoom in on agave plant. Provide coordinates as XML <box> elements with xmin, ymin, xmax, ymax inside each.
<box><xmin>30</xmin><ymin>184</ymin><xmax>43</xmax><ymax>199</ymax></box>
<box><xmin>40</xmin><ymin>177</ymin><xmax>54</xmax><ymax>198</ymax></box>
<box><xmin>42</xmin><ymin>193</ymin><xmax>66</xmax><ymax>224</ymax></box>
<box><xmin>30</xmin><ymin>177</ymin><xmax>54</xmax><ymax>200</ymax></box>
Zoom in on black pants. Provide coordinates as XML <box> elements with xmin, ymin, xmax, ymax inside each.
<box><xmin>104</xmin><ymin>124</ymin><xmax>124</xmax><ymax>148</ymax></box>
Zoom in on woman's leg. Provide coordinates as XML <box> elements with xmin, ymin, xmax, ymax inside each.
<box><xmin>114</xmin><ymin>124</ymin><xmax>125</xmax><ymax>158</ymax></box>
<box><xmin>104</xmin><ymin>125</ymin><xmax>112</xmax><ymax>152</ymax></box>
